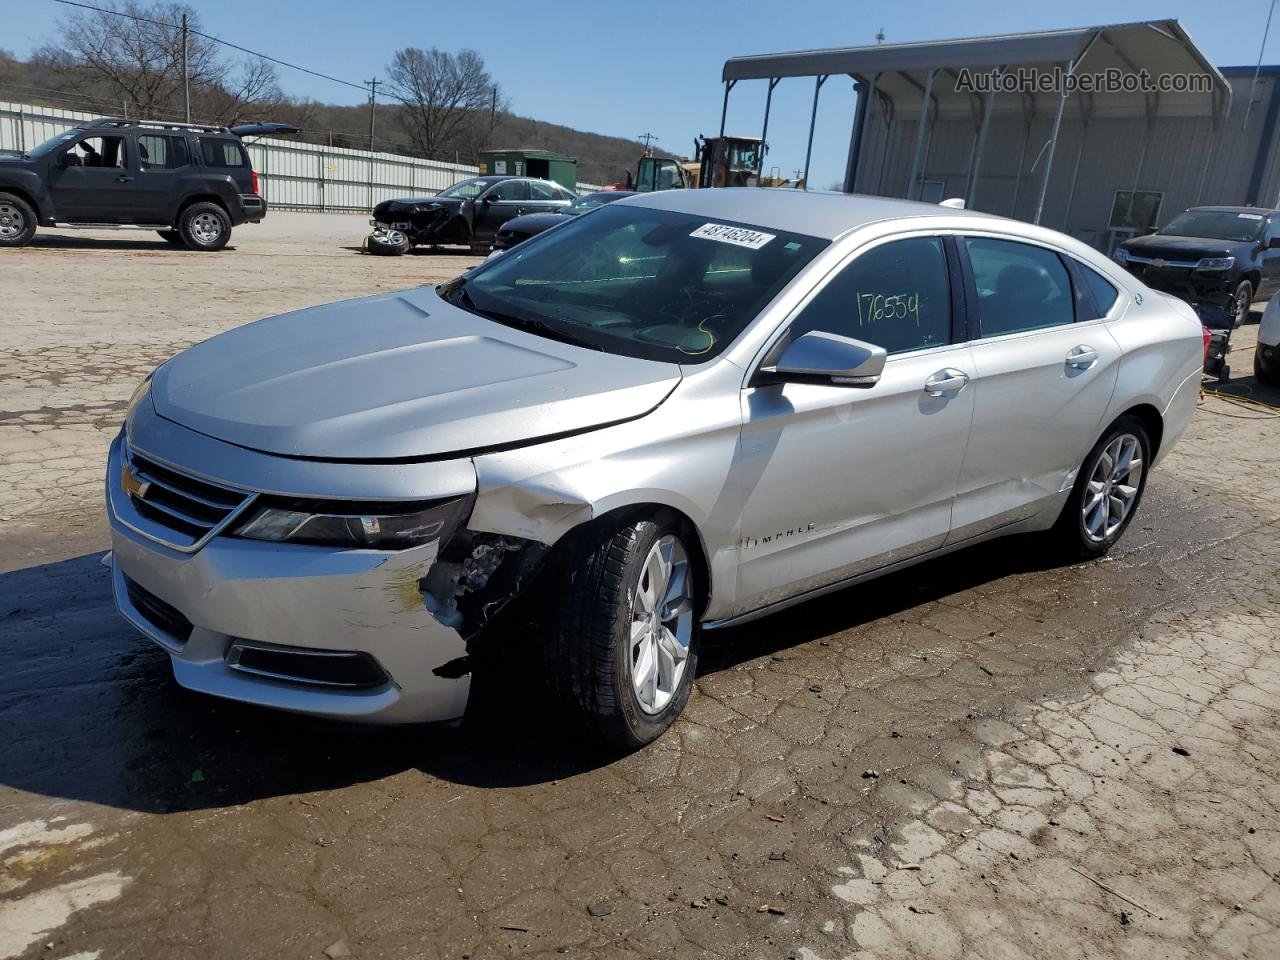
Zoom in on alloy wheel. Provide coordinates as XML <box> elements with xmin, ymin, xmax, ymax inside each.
<box><xmin>0</xmin><ymin>202</ymin><xmax>24</xmax><ymax>239</ymax></box>
<box><xmin>629</xmin><ymin>534</ymin><xmax>694</xmax><ymax>715</ymax></box>
<box><xmin>1082</xmin><ymin>433</ymin><xmax>1143</xmax><ymax>543</ymax></box>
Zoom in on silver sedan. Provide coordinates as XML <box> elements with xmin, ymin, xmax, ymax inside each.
<box><xmin>106</xmin><ymin>188</ymin><xmax>1204</xmax><ymax>747</ymax></box>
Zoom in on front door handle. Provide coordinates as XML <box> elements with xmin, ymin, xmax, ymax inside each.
<box><xmin>924</xmin><ymin>368</ymin><xmax>969</xmax><ymax>396</ymax></box>
<box><xmin>1066</xmin><ymin>345</ymin><xmax>1099</xmax><ymax>369</ymax></box>
<box><xmin>116</xmin><ymin>175</ymin><xmax>134</xmax><ymax>183</ymax></box>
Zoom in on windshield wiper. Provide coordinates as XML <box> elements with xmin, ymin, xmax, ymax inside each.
<box><xmin>443</xmin><ymin>279</ymin><xmax>603</xmax><ymax>352</ymax></box>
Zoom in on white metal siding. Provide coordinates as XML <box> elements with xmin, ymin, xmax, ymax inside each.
<box><xmin>0</xmin><ymin>101</ymin><xmax>603</xmax><ymax>210</ymax></box>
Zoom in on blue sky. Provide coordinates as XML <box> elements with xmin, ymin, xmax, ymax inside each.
<box><xmin>3</xmin><ymin>0</ymin><xmax>1276</xmax><ymax>188</ymax></box>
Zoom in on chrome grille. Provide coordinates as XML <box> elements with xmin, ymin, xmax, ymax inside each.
<box><xmin>123</xmin><ymin>448</ymin><xmax>252</xmax><ymax>549</ymax></box>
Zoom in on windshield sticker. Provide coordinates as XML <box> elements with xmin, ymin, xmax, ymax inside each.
<box><xmin>1238</xmin><ymin>213</ymin><xmax>1264</xmax><ymax>220</ymax></box>
<box><xmin>690</xmin><ymin>223</ymin><xmax>775</xmax><ymax>249</ymax></box>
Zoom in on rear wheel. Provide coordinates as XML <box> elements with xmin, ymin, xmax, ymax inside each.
<box><xmin>548</xmin><ymin>516</ymin><xmax>699</xmax><ymax>748</ymax></box>
<box><xmin>177</xmin><ymin>202</ymin><xmax>231</xmax><ymax>251</ymax></box>
<box><xmin>0</xmin><ymin>192</ymin><xmax>37</xmax><ymax>248</ymax></box>
<box><xmin>1051</xmin><ymin>415</ymin><xmax>1151</xmax><ymax>559</ymax></box>
<box><xmin>1232</xmin><ymin>279</ymin><xmax>1254</xmax><ymax>327</ymax></box>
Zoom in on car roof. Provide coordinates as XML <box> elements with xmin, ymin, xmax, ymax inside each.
<box><xmin>1189</xmin><ymin>205</ymin><xmax>1277</xmax><ymax>215</ymax></box>
<box><xmin>619</xmin><ymin>188</ymin><xmax>997</xmax><ymax>240</ymax></box>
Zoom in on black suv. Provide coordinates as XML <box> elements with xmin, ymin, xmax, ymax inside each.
<box><xmin>0</xmin><ymin>117</ymin><xmax>268</xmax><ymax>252</ymax></box>
<box><xmin>1114</xmin><ymin>205</ymin><xmax>1280</xmax><ymax>326</ymax></box>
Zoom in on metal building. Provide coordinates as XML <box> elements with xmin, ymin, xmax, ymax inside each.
<box><xmin>719</xmin><ymin>21</ymin><xmax>1280</xmax><ymax>252</ymax></box>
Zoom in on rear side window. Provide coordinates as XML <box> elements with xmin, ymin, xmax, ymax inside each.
<box><xmin>138</xmin><ymin>135</ymin><xmax>190</xmax><ymax>170</ymax></box>
<box><xmin>528</xmin><ymin>180</ymin><xmax>559</xmax><ymax>200</ymax></box>
<box><xmin>1080</xmin><ymin>264</ymin><xmax>1119</xmax><ymax>315</ymax></box>
<box><xmin>965</xmin><ymin>237</ymin><xmax>1074</xmax><ymax>336</ymax></box>
<box><xmin>790</xmin><ymin>237</ymin><xmax>952</xmax><ymax>354</ymax></box>
<box><xmin>200</xmin><ymin>138</ymin><xmax>248</xmax><ymax>168</ymax></box>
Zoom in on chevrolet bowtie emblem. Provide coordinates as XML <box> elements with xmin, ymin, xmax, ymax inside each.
<box><xmin>121</xmin><ymin>463</ymin><xmax>151</xmax><ymax>500</ymax></box>
<box><xmin>1151</xmin><ymin>258</ymin><xmax>1166</xmax><ymax>268</ymax></box>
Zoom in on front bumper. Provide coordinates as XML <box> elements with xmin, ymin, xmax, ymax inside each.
<box><xmin>105</xmin><ymin>432</ymin><xmax>472</xmax><ymax>724</ymax></box>
<box><xmin>1120</xmin><ymin>263</ymin><xmax>1235</xmax><ymax>301</ymax></box>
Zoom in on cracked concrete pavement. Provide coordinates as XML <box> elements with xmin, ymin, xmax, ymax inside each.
<box><xmin>1</xmin><ymin>213</ymin><xmax>1279</xmax><ymax>960</ymax></box>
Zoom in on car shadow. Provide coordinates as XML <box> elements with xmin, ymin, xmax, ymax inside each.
<box><xmin>25</xmin><ymin>235</ymin><xmax>233</xmax><ymax>252</ymax></box>
<box><xmin>0</xmin><ymin>536</ymin><xmax>1073</xmax><ymax>813</ymax></box>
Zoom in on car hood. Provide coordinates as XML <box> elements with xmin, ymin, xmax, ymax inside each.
<box><xmin>501</xmin><ymin>212</ymin><xmax>571</xmax><ymax>234</ymax></box>
<box><xmin>1122</xmin><ymin>234</ymin><xmax>1244</xmax><ymax>259</ymax></box>
<box><xmin>373</xmin><ymin>197</ymin><xmax>462</xmax><ymax>218</ymax></box>
<box><xmin>149</xmin><ymin>287</ymin><xmax>682</xmax><ymax>461</ymax></box>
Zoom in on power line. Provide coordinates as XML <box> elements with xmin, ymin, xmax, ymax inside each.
<box><xmin>47</xmin><ymin>0</ymin><xmax>372</xmax><ymax>95</ymax></box>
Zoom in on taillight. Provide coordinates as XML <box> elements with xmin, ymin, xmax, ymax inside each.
<box><xmin>1202</xmin><ymin>325</ymin><xmax>1212</xmax><ymax>363</ymax></box>
<box><xmin>250</xmin><ymin>169</ymin><xmax>260</xmax><ymax>195</ymax></box>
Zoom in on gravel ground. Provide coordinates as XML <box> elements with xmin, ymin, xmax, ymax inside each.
<box><xmin>1</xmin><ymin>213</ymin><xmax>1279</xmax><ymax>960</ymax></box>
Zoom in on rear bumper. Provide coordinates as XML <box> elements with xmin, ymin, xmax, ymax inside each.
<box><xmin>239</xmin><ymin>194</ymin><xmax>266</xmax><ymax>224</ymax></box>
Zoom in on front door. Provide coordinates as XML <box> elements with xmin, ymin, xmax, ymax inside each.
<box><xmin>950</xmin><ymin>235</ymin><xmax>1122</xmax><ymax>540</ymax></box>
<box><xmin>735</xmin><ymin>235</ymin><xmax>975</xmax><ymax>615</ymax></box>
<box><xmin>473</xmin><ymin>179</ymin><xmax>529</xmax><ymax>242</ymax></box>
<box><xmin>46</xmin><ymin>134</ymin><xmax>137</xmax><ymax>223</ymax></box>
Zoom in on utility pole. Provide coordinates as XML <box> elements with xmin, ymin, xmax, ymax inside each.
<box><xmin>638</xmin><ymin>132</ymin><xmax>657</xmax><ymax>152</ymax></box>
<box><xmin>365</xmin><ymin>77</ymin><xmax>380</xmax><ymax>151</ymax></box>
<box><xmin>181</xmin><ymin>13</ymin><xmax>191</xmax><ymax>122</ymax></box>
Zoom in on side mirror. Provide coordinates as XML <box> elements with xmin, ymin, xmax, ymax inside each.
<box><xmin>763</xmin><ymin>330</ymin><xmax>887</xmax><ymax>388</ymax></box>
<box><xmin>58</xmin><ymin>152</ymin><xmax>82</xmax><ymax>168</ymax></box>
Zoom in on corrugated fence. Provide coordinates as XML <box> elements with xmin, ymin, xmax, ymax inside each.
<box><xmin>0</xmin><ymin>101</ymin><xmax>604</xmax><ymax>211</ymax></box>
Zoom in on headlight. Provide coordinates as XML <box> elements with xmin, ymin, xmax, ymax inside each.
<box><xmin>1197</xmin><ymin>256</ymin><xmax>1235</xmax><ymax>270</ymax></box>
<box><xmin>235</xmin><ymin>496</ymin><xmax>472</xmax><ymax>550</ymax></box>
<box><xmin>125</xmin><ymin>374</ymin><xmax>153</xmax><ymax>423</ymax></box>
<box><xmin>1112</xmin><ymin>248</ymin><xmax>1129</xmax><ymax>264</ymax></box>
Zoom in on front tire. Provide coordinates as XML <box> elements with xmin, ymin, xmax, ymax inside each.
<box><xmin>177</xmin><ymin>202</ymin><xmax>231</xmax><ymax>251</ymax></box>
<box><xmin>548</xmin><ymin>517</ymin><xmax>699</xmax><ymax>748</ymax></box>
<box><xmin>1051</xmin><ymin>415</ymin><xmax>1151</xmax><ymax>560</ymax></box>
<box><xmin>366</xmin><ymin>229</ymin><xmax>409</xmax><ymax>256</ymax></box>
<box><xmin>1232</xmin><ymin>279</ymin><xmax>1254</xmax><ymax>328</ymax></box>
<box><xmin>0</xmin><ymin>192</ymin><xmax>37</xmax><ymax>248</ymax></box>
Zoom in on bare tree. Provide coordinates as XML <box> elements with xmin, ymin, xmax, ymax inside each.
<box><xmin>386</xmin><ymin>48</ymin><xmax>500</xmax><ymax>161</ymax></box>
<box><xmin>39</xmin><ymin>0</ymin><xmax>282</xmax><ymax>122</ymax></box>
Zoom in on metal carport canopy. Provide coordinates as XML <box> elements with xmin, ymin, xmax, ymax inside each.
<box><xmin>718</xmin><ymin>19</ymin><xmax>1230</xmax><ymax>222</ymax></box>
<box><xmin>722</xmin><ymin>20</ymin><xmax>1230</xmax><ymax>118</ymax></box>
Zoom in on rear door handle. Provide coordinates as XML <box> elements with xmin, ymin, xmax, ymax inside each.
<box><xmin>924</xmin><ymin>368</ymin><xmax>969</xmax><ymax>396</ymax></box>
<box><xmin>1066</xmin><ymin>345</ymin><xmax>1099</xmax><ymax>369</ymax></box>
<box><xmin>116</xmin><ymin>175</ymin><xmax>134</xmax><ymax>183</ymax></box>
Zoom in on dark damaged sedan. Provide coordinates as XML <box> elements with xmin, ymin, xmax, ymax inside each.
<box><xmin>367</xmin><ymin>175</ymin><xmax>576</xmax><ymax>255</ymax></box>
<box><xmin>492</xmin><ymin>190</ymin><xmax>636</xmax><ymax>252</ymax></box>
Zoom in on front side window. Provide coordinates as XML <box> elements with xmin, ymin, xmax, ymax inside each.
<box><xmin>68</xmin><ymin>136</ymin><xmax>126</xmax><ymax>168</ymax></box>
<box><xmin>451</xmin><ymin>205</ymin><xmax>826</xmax><ymax>363</ymax></box>
<box><xmin>966</xmin><ymin>237</ymin><xmax>1074</xmax><ymax>336</ymax></box>
<box><xmin>788</xmin><ymin>237</ymin><xmax>952</xmax><ymax>354</ymax></box>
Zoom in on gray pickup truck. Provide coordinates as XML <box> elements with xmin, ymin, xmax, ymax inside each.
<box><xmin>0</xmin><ymin>117</ymin><xmax>280</xmax><ymax>251</ymax></box>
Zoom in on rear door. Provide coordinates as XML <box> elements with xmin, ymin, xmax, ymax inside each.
<box><xmin>950</xmin><ymin>235</ymin><xmax>1122</xmax><ymax>541</ymax></box>
<box><xmin>46</xmin><ymin>133</ymin><xmax>138</xmax><ymax>222</ymax></box>
<box><xmin>132</xmin><ymin>133</ymin><xmax>193</xmax><ymax>224</ymax></box>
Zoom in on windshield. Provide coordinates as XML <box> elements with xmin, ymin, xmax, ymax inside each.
<box><xmin>26</xmin><ymin>129</ymin><xmax>84</xmax><ymax>158</ymax></box>
<box><xmin>1159</xmin><ymin>210</ymin><xmax>1265</xmax><ymax>243</ymax></box>
<box><xmin>447</xmin><ymin>205</ymin><xmax>827</xmax><ymax>363</ymax></box>
<box><xmin>438</xmin><ymin>178</ymin><xmax>488</xmax><ymax>199</ymax></box>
